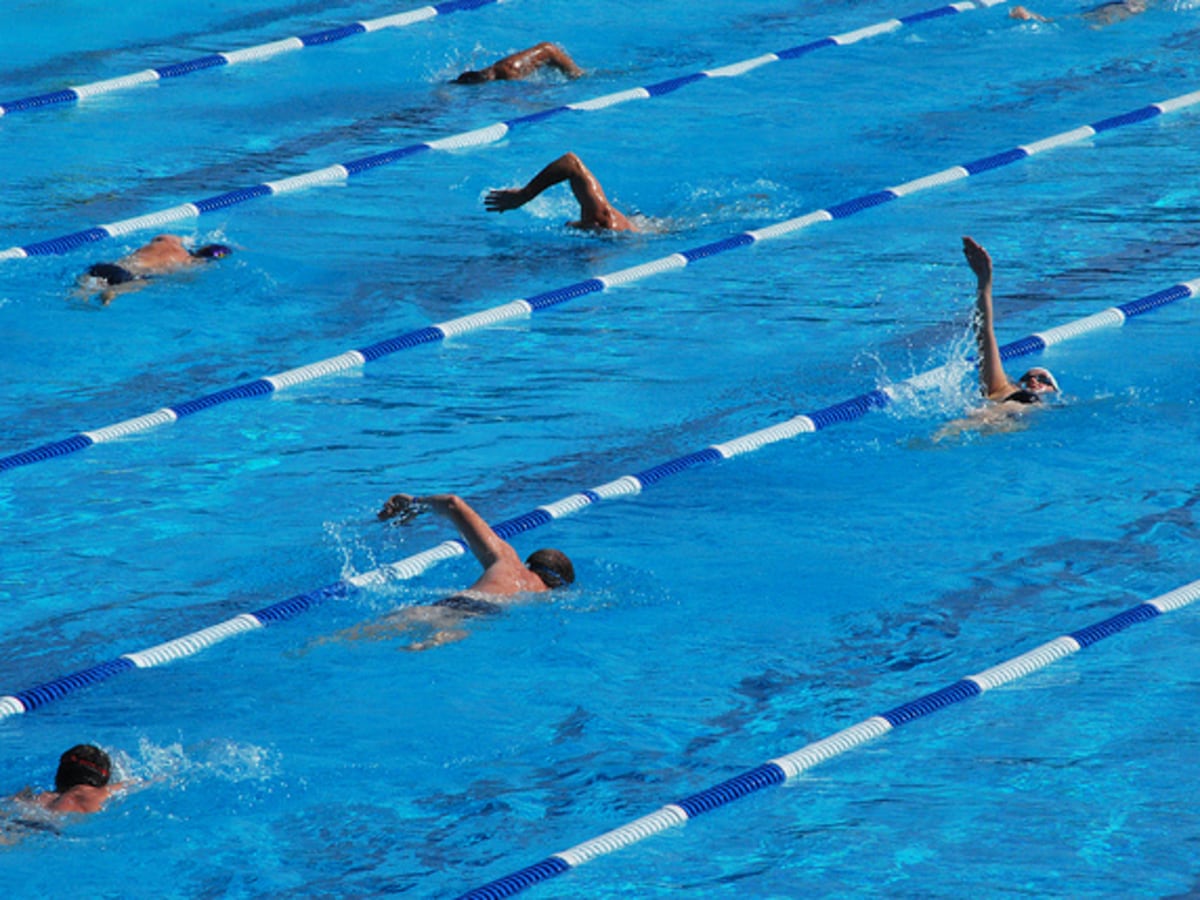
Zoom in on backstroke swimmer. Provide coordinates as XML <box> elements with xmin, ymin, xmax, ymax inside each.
<box><xmin>78</xmin><ymin>234</ymin><xmax>232</xmax><ymax>305</ymax></box>
<box><xmin>316</xmin><ymin>493</ymin><xmax>575</xmax><ymax>651</ymax></box>
<box><xmin>935</xmin><ymin>237</ymin><xmax>1060</xmax><ymax>440</ymax></box>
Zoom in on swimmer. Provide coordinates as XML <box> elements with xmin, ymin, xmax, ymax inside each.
<box><xmin>16</xmin><ymin>744</ymin><xmax>124</xmax><ymax>815</ymax></box>
<box><xmin>328</xmin><ymin>493</ymin><xmax>574</xmax><ymax>651</ymax></box>
<box><xmin>1010</xmin><ymin>0</ymin><xmax>1146</xmax><ymax>26</ymax></box>
<box><xmin>1009</xmin><ymin>5</ymin><xmax>1052</xmax><ymax>20</ymax></box>
<box><xmin>455</xmin><ymin>41</ymin><xmax>583</xmax><ymax>84</ymax></box>
<box><xmin>485</xmin><ymin>152</ymin><xmax>636</xmax><ymax>232</ymax></box>
<box><xmin>936</xmin><ymin>237</ymin><xmax>1060</xmax><ymax>439</ymax></box>
<box><xmin>78</xmin><ymin>234</ymin><xmax>232</xmax><ymax>305</ymax></box>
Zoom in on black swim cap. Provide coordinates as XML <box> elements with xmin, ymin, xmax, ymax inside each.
<box><xmin>193</xmin><ymin>243</ymin><xmax>232</xmax><ymax>259</ymax></box>
<box><xmin>55</xmin><ymin>744</ymin><xmax>112</xmax><ymax>792</ymax></box>
<box><xmin>526</xmin><ymin>548</ymin><xmax>575</xmax><ymax>589</ymax></box>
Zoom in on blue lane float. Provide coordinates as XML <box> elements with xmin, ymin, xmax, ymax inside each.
<box><xmin>3</xmin><ymin>84</ymin><xmax>1199</xmax><ymax>474</ymax></box>
<box><xmin>0</xmin><ymin>0</ymin><xmax>1023</xmax><ymax>260</ymax></box>
<box><xmin>1</xmin><ymin>270</ymin><xmax>1197</xmax><ymax>721</ymax></box>
<box><xmin>455</xmin><ymin>579</ymin><xmax>1200</xmax><ymax>899</ymax></box>
<box><xmin>0</xmin><ymin>0</ymin><xmax>502</xmax><ymax>118</ymax></box>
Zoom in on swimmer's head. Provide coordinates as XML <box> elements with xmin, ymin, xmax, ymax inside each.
<box><xmin>1019</xmin><ymin>367</ymin><xmax>1059</xmax><ymax>394</ymax></box>
<box><xmin>192</xmin><ymin>243</ymin><xmax>233</xmax><ymax>260</ymax></box>
<box><xmin>454</xmin><ymin>70</ymin><xmax>492</xmax><ymax>85</ymax></box>
<box><xmin>525</xmin><ymin>548</ymin><xmax>575</xmax><ymax>589</ymax></box>
<box><xmin>55</xmin><ymin>744</ymin><xmax>112</xmax><ymax>792</ymax></box>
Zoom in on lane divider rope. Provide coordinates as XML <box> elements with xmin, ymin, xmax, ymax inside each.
<box><xmin>3</xmin><ymin>87</ymin><xmax>1198</xmax><ymax>473</ymax></box>
<box><xmin>1</xmin><ymin>272</ymin><xmax>1194</xmax><ymax>720</ymax></box>
<box><xmin>0</xmin><ymin>0</ymin><xmax>1013</xmax><ymax>260</ymax></box>
<box><xmin>0</xmin><ymin>0</ymin><xmax>502</xmax><ymax>118</ymax></box>
<box><xmin>455</xmin><ymin>577</ymin><xmax>1200</xmax><ymax>899</ymax></box>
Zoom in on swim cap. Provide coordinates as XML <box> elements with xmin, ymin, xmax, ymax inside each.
<box><xmin>193</xmin><ymin>243</ymin><xmax>232</xmax><ymax>260</ymax></box>
<box><xmin>1020</xmin><ymin>368</ymin><xmax>1060</xmax><ymax>392</ymax></box>
<box><xmin>55</xmin><ymin>744</ymin><xmax>112</xmax><ymax>792</ymax></box>
<box><xmin>526</xmin><ymin>548</ymin><xmax>575</xmax><ymax>589</ymax></box>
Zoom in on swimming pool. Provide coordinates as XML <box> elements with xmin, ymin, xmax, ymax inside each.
<box><xmin>3</xmin><ymin>0</ymin><xmax>1200</xmax><ymax>895</ymax></box>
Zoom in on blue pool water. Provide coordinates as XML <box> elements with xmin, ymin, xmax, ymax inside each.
<box><xmin>3</xmin><ymin>0</ymin><xmax>1200</xmax><ymax>895</ymax></box>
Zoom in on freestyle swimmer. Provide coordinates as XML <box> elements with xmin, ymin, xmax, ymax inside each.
<box><xmin>323</xmin><ymin>493</ymin><xmax>575</xmax><ymax>650</ymax></box>
<box><xmin>455</xmin><ymin>41</ymin><xmax>583</xmax><ymax>84</ymax></box>
<box><xmin>16</xmin><ymin>744</ymin><xmax>123</xmax><ymax>815</ymax></box>
<box><xmin>79</xmin><ymin>234</ymin><xmax>232</xmax><ymax>304</ymax></box>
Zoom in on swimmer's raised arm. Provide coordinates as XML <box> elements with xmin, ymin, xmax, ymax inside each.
<box><xmin>963</xmin><ymin>236</ymin><xmax>1014</xmax><ymax>401</ymax></box>
<box><xmin>493</xmin><ymin>42</ymin><xmax>582</xmax><ymax>80</ymax></box>
<box><xmin>485</xmin><ymin>152</ymin><xmax>634</xmax><ymax>231</ymax></box>
<box><xmin>385</xmin><ymin>493</ymin><xmax>518</xmax><ymax>572</ymax></box>
<box><xmin>484</xmin><ymin>154</ymin><xmax>588</xmax><ymax>213</ymax></box>
<box><xmin>456</xmin><ymin>42</ymin><xmax>582</xmax><ymax>83</ymax></box>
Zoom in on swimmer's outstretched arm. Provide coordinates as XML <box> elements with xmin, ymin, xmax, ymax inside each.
<box><xmin>963</xmin><ymin>236</ymin><xmax>1013</xmax><ymax>401</ymax></box>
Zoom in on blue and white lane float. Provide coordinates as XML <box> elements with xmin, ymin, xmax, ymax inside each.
<box><xmin>0</xmin><ymin>0</ymin><xmax>1017</xmax><ymax>260</ymax></box>
<box><xmin>0</xmin><ymin>0</ymin><xmax>501</xmax><ymax>118</ymax></box>
<box><xmin>4</xmin><ymin>89</ymin><xmax>1200</xmax><ymax>475</ymax></box>
<box><xmin>0</xmin><ymin>270</ymin><xmax>1196</xmax><ymax>722</ymax></box>
<box><xmin>454</xmin><ymin>578</ymin><xmax>1200</xmax><ymax>900</ymax></box>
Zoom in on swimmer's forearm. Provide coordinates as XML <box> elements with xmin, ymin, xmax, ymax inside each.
<box><xmin>419</xmin><ymin>495</ymin><xmax>505</xmax><ymax>565</ymax></box>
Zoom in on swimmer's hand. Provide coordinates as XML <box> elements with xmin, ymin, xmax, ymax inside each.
<box><xmin>484</xmin><ymin>188</ymin><xmax>528</xmax><ymax>213</ymax></box>
<box><xmin>378</xmin><ymin>494</ymin><xmax>430</xmax><ymax>524</ymax></box>
<box><xmin>961</xmin><ymin>236</ymin><xmax>993</xmax><ymax>286</ymax></box>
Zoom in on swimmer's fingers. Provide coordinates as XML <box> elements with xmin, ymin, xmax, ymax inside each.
<box><xmin>378</xmin><ymin>493</ymin><xmax>431</xmax><ymax>524</ymax></box>
<box><xmin>378</xmin><ymin>493</ymin><xmax>415</xmax><ymax>521</ymax></box>
<box><xmin>484</xmin><ymin>189</ymin><xmax>522</xmax><ymax>212</ymax></box>
<box><xmin>399</xmin><ymin>501</ymin><xmax>432</xmax><ymax>525</ymax></box>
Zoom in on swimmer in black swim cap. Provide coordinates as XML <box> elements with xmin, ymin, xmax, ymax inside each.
<box><xmin>78</xmin><ymin>234</ymin><xmax>233</xmax><ymax>304</ymax></box>
<box><xmin>192</xmin><ymin>243</ymin><xmax>232</xmax><ymax>260</ymax></box>
<box><xmin>10</xmin><ymin>744</ymin><xmax>125</xmax><ymax>816</ymax></box>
